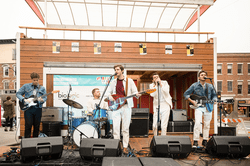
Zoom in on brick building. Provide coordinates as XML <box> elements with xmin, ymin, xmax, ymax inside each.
<box><xmin>217</xmin><ymin>53</ymin><xmax>250</xmax><ymax>118</ymax></box>
<box><xmin>0</xmin><ymin>39</ymin><xmax>16</xmax><ymax>104</ymax></box>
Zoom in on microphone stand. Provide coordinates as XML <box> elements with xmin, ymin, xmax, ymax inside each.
<box><xmin>206</xmin><ymin>78</ymin><xmax>222</xmax><ymax>136</ymax></box>
<box><xmin>67</xmin><ymin>85</ymin><xmax>72</xmax><ymax>141</ymax></box>
<box><xmin>95</xmin><ymin>74</ymin><xmax>115</xmax><ymax>138</ymax></box>
<box><xmin>157</xmin><ymin>82</ymin><xmax>160</xmax><ymax>136</ymax></box>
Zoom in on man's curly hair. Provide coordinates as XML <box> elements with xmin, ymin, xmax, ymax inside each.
<box><xmin>30</xmin><ymin>72</ymin><xmax>40</xmax><ymax>79</ymax></box>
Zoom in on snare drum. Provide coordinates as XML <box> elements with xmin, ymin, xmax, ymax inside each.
<box><xmin>70</xmin><ymin>117</ymin><xmax>86</xmax><ymax>133</ymax></box>
<box><xmin>93</xmin><ymin>109</ymin><xmax>107</xmax><ymax>121</ymax></box>
<box><xmin>73</xmin><ymin>121</ymin><xmax>99</xmax><ymax>147</ymax></box>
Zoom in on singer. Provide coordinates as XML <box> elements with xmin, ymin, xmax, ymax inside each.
<box><xmin>183</xmin><ymin>70</ymin><xmax>217</xmax><ymax>147</ymax></box>
<box><xmin>106</xmin><ymin>64</ymin><xmax>140</xmax><ymax>154</ymax></box>
<box><xmin>149</xmin><ymin>73</ymin><xmax>172</xmax><ymax>136</ymax></box>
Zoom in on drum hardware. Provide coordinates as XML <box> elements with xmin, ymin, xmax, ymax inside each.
<box><xmin>63</xmin><ymin>99</ymin><xmax>83</xmax><ymax>109</ymax></box>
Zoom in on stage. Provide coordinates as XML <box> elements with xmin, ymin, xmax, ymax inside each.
<box><xmin>0</xmin><ymin>132</ymin><xmax>249</xmax><ymax>166</ymax></box>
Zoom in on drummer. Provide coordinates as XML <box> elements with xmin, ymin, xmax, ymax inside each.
<box><xmin>87</xmin><ymin>88</ymin><xmax>109</xmax><ymax>116</ymax></box>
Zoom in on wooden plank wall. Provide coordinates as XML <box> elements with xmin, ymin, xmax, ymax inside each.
<box><xmin>19</xmin><ymin>39</ymin><xmax>214</xmax><ymax>137</ymax></box>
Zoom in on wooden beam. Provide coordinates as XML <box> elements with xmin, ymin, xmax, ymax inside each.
<box><xmin>19</xmin><ymin>26</ymin><xmax>215</xmax><ymax>34</ymax></box>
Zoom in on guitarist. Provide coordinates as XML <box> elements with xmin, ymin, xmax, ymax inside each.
<box><xmin>106</xmin><ymin>65</ymin><xmax>140</xmax><ymax>154</ymax></box>
<box><xmin>183</xmin><ymin>71</ymin><xmax>217</xmax><ymax>147</ymax></box>
<box><xmin>16</xmin><ymin>72</ymin><xmax>47</xmax><ymax>138</ymax></box>
<box><xmin>149</xmin><ymin>73</ymin><xmax>172</xmax><ymax>136</ymax></box>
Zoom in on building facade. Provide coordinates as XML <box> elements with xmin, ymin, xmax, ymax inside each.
<box><xmin>0</xmin><ymin>39</ymin><xmax>16</xmax><ymax>104</ymax></box>
<box><xmin>217</xmin><ymin>53</ymin><xmax>250</xmax><ymax>118</ymax></box>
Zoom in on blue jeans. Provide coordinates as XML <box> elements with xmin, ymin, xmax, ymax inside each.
<box><xmin>24</xmin><ymin>107</ymin><xmax>42</xmax><ymax>138</ymax></box>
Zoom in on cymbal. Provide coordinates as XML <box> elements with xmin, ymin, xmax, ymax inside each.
<box><xmin>63</xmin><ymin>99</ymin><xmax>83</xmax><ymax>109</ymax></box>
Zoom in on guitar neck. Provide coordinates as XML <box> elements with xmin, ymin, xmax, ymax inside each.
<box><xmin>33</xmin><ymin>92</ymin><xmax>52</xmax><ymax>101</ymax></box>
<box><xmin>123</xmin><ymin>91</ymin><xmax>145</xmax><ymax>100</ymax></box>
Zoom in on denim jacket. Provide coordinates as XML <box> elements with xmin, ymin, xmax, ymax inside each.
<box><xmin>183</xmin><ymin>81</ymin><xmax>217</xmax><ymax>109</ymax></box>
<box><xmin>16</xmin><ymin>83</ymin><xmax>47</xmax><ymax>108</ymax></box>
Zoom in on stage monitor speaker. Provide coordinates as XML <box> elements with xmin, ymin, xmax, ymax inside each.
<box><xmin>150</xmin><ymin>136</ymin><xmax>192</xmax><ymax>158</ymax></box>
<box><xmin>206</xmin><ymin>136</ymin><xmax>250</xmax><ymax>158</ymax></box>
<box><xmin>79</xmin><ymin>138</ymin><xmax>121</xmax><ymax>159</ymax></box>
<box><xmin>21</xmin><ymin>136</ymin><xmax>63</xmax><ymax>162</ymax></box>
<box><xmin>102</xmin><ymin>157</ymin><xmax>141</xmax><ymax>166</ymax></box>
<box><xmin>139</xmin><ymin>157</ymin><xmax>181</xmax><ymax>166</ymax></box>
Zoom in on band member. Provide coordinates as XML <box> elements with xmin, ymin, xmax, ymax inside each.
<box><xmin>16</xmin><ymin>72</ymin><xmax>47</xmax><ymax>138</ymax></box>
<box><xmin>87</xmin><ymin>88</ymin><xmax>109</xmax><ymax>114</ymax></box>
<box><xmin>106</xmin><ymin>65</ymin><xmax>140</xmax><ymax>154</ymax></box>
<box><xmin>183</xmin><ymin>70</ymin><xmax>217</xmax><ymax>147</ymax></box>
<box><xmin>3</xmin><ymin>96</ymin><xmax>15</xmax><ymax>131</ymax></box>
<box><xmin>149</xmin><ymin>73</ymin><xmax>172</xmax><ymax>136</ymax></box>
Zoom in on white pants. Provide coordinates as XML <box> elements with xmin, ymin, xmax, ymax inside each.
<box><xmin>193</xmin><ymin>107</ymin><xmax>212</xmax><ymax>141</ymax></box>
<box><xmin>112</xmin><ymin>104</ymin><xmax>131</xmax><ymax>148</ymax></box>
<box><xmin>153</xmin><ymin>102</ymin><xmax>171</xmax><ymax>136</ymax></box>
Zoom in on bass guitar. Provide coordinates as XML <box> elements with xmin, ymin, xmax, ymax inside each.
<box><xmin>19</xmin><ymin>90</ymin><xmax>60</xmax><ymax>111</ymax></box>
<box><xmin>107</xmin><ymin>89</ymin><xmax>156</xmax><ymax>111</ymax></box>
<box><xmin>189</xmin><ymin>94</ymin><xmax>234</xmax><ymax>112</ymax></box>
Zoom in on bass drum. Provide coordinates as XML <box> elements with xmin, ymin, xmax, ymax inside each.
<box><xmin>73</xmin><ymin>121</ymin><xmax>99</xmax><ymax>147</ymax></box>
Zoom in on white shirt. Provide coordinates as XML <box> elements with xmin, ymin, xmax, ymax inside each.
<box><xmin>87</xmin><ymin>97</ymin><xmax>109</xmax><ymax>114</ymax></box>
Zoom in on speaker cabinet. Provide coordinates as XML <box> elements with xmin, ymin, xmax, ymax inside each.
<box><xmin>42</xmin><ymin>121</ymin><xmax>61</xmax><ymax>136</ymax></box>
<box><xmin>150</xmin><ymin>136</ymin><xmax>191</xmax><ymax>158</ymax></box>
<box><xmin>21</xmin><ymin>136</ymin><xmax>63</xmax><ymax>162</ymax></box>
<box><xmin>130</xmin><ymin>118</ymin><xmax>149</xmax><ymax>137</ymax></box>
<box><xmin>139</xmin><ymin>157</ymin><xmax>181</xmax><ymax>166</ymax></box>
<box><xmin>102</xmin><ymin>157</ymin><xmax>141</xmax><ymax>166</ymax></box>
<box><xmin>206</xmin><ymin>136</ymin><xmax>250</xmax><ymax>158</ymax></box>
<box><xmin>218</xmin><ymin>127</ymin><xmax>236</xmax><ymax>136</ymax></box>
<box><xmin>79</xmin><ymin>138</ymin><xmax>121</xmax><ymax>159</ymax></box>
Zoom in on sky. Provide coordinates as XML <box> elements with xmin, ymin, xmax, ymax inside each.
<box><xmin>0</xmin><ymin>0</ymin><xmax>249</xmax><ymax>53</ymax></box>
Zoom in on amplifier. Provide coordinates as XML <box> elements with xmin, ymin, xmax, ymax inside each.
<box><xmin>171</xmin><ymin>109</ymin><xmax>187</xmax><ymax>121</ymax></box>
<box><xmin>132</xmin><ymin>108</ymin><xmax>149</xmax><ymax>118</ymax></box>
<box><xmin>41</xmin><ymin>107</ymin><xmax>63</xmax><ymax>122</ymax></box>
<box><xmin>167</xmin><ymin>121</ymin><xmax>194</xmax><ymax>132</ymax></box>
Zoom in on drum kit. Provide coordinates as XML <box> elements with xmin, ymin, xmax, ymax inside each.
<box><xmin>62</xmin><ymin>99</ymin><xmax>113</xmax><ymax>147</ymax></box>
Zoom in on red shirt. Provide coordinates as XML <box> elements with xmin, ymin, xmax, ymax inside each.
<box><xmin>116</xmin><ymin>79</ymin><xmax>125</xmax><ymax>96</ymax></box>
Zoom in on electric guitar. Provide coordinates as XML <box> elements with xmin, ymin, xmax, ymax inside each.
<box><xmin>19</xmin><ymin>90</ymin><xmax>60</xmax><ymax>111</ymax></box>
<box><xmin>107</xmin><ymin>89</ymin><xmax>156</xmax><ymax>111</ymax></box>
<box><xmin>189</xmin><ymin>94</ymin><xmax>234</xmax><ymax>112</ymax></box>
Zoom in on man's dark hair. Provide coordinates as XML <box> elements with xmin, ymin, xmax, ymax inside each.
<box><xmin>152</xmin><ymin>72</ymin><xmax>159</xmax><ymax>79</ymax></box>
<box><xmin>30</xmin><ymin>72</ymin><xmax>40</xmax><ymax>79</ymax></box>
<box><xmin>92</xmin><ymin>88</ymin><xmax>99</xmax><ymax>96</ymax></box>
<box><xmin>6</xmin><ymin>96</ymin><xmax>11</xmax><ymax>100</ymax></box>
<box><xmin>114</xmin><ymin>65</ymin><xmax>124</xmax><ymax>71</ymax></box>
<box><xmin>198</xmin><ymin>70</ymin><xmax>207</xmax><ymax>77</ymax></box>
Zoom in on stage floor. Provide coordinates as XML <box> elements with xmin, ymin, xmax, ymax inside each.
<box><xmin>0</xmin><ymin>132</ymin><xmax>250</xmax><ymax>166</ymax></box>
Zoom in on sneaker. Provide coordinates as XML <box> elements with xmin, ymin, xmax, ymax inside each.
<box><xmin>193</xmin><ymin>141</ymin><xmax>198</xmax><ymax>147</ymax></box>
<box><xmin>202</xmin><ymin>140</ymin><xmax>207</xmax><ymax>147</ymax></box>
<box><xmin>4</xmin><ymin>127</ymin><xmax>8</xmax><ymax>132</ymax></box>
<box><xmin>9</xmin><ymin>128</ymin><xmax>14</xmax><ymax>131</ymax></box>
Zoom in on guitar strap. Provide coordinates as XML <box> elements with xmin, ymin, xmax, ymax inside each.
<box><xmin>205</xmin><ymin>84</ymin><xmax>212</xmax><ymax>112</ymax></box>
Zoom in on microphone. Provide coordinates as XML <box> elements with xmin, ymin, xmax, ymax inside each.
<box><xmin>111</xmin><ymin>73</ymin><xmax>117</xmax><ymax>76</ymax></box>
<box><xmin>204</xmin><ymin>77</ymin><xmax>213</xmax><ymax>79</ymax></box>
<box><xmin>70</xmin><ymin>84</ymin><xmax>72</xmax><ymax>91</ymax></box>
<box><xmin>43</xmin><ymin>115</ymin><xmax>54</xmax><ymax>117</ymax></box>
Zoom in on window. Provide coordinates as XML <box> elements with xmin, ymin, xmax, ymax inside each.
<box><xmin>217</xmin><ymin>64</ymin><xmax>222</xmax><ymax>74</ymax></box>
<box><xmin>248</xmin><ymin>84</ymin><xmax>250</xmax><ymax>95</ymax></box>
<box><xmin>13</xmin><ymin>65</ymin><xmax>16</xmax><ymax>76</ymax></box>
<box><xmin>14</xmin><ymin>80</ymin><xmax>16</xmax><ymax>90</ymax></box>
<box><xmin>238</xmin><ymin>63</ymin><xmax>243</xmax><ymax>74</ymax></box>
<box><xmin>248</xmin><ymin>64</ymin><xmax>250</xmax><ymax>74</ymax></box>
<box><xmin>3</xmin><ymin>81</ymin><xmax>9</xmax><ymax>89</ymax></box>
<box><xmin>12</xmin><ymin>48</ymin><xmax>16</xmax><ymax>60</ymax></box>
<box><xmin>3</xmin><ymin>65</ymin><xmax>9</xmax><ymax>77</ymax></box>
<box><xmin>217</xmin><ymin>81</ymin><xmax>222</xmax><ymax>91</ymax></box>
<box><xmin>238</xmin><ymin>81</ymin><xmax>242</xmax><ymax>94</ymax></box>
<box><xmin>227</xmin><ymin>64</ymin><xmax>232</xmax><ymax>74</ymax></box>
<box><xmin>227</xmin><ymin>81</ymin><xmax>233</xmax><ymax>92</ymax></box>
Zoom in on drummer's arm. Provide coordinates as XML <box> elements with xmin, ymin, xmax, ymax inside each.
<box><xmin>86</xmin><ymin>99</ymin><xmax>94</xmax><ymax>114</ymax></box>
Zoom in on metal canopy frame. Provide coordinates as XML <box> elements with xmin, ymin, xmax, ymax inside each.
<box><xmin>27</xmin><ymin>0</ymin><xmax>215</xmax><ymax>32</ymax></box>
